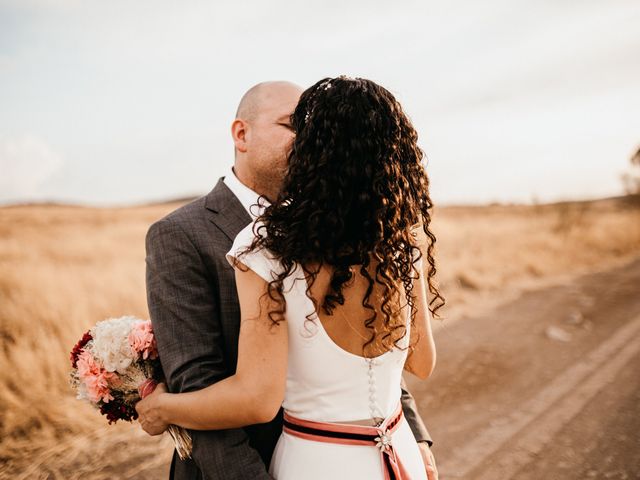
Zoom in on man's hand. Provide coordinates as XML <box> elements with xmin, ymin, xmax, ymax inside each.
<box><xmin>418</xmin><ymin>442</ymin><xmax>438</xmax><ymax>480</ymax></box>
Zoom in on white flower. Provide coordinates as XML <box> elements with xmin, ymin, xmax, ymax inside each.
<box><xmin>90</xmin><ymin>316</ymin><xmax>142</xmax><ymax>374</ymax></box>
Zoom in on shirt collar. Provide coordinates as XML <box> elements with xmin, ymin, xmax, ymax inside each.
<box><xmin>223</xmin><ymin>166</ymin><xmax>270</xmax><ymax>219</ymax></box>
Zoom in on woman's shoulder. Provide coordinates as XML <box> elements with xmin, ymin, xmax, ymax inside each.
<box><xmin>226</xmin><ymin>220</ymin><xmax>285</xmax><ymax>282</ymax></box>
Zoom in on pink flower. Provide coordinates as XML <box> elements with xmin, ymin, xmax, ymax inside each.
<box><xmin>76</xmin><ymin>349</ymin><xmax>117</xmax><ymax>403</ymax></box>
<box><xmin>128</xmin><ymin>321</ymin><xmax>158</xmax><ymax>360</ymax></box>
<box><xmin>76</xmin><ymin>349</ymin><xmax>99</xmax><ymax>378</ymax></box>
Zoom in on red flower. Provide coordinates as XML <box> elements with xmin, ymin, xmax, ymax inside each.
<box><xmin>70</xmin><ymin>331</ymin><xmax>93</xmax><ymax>368</ymax></box>
<box><xmin>99</xmin><ymin>398</ymin><xmax>138</xmax><ymax>424</ymax></box>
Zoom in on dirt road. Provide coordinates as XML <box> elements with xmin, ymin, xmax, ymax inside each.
<box><xmin>407</xmin><ymin>256</ymin><xmax>640</xmax><ymax>479</ymax></box>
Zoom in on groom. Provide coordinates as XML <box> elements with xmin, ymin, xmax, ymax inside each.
<box><xmin>145</xmin><ymin>81</ymin><xmax>438</xmax><ymax>479</ymax></box>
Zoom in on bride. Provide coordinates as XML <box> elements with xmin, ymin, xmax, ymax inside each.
<box><xmin>136</xmin><ymin>76</ymin><xmax>444</xmax><ymax>479</ymax></box>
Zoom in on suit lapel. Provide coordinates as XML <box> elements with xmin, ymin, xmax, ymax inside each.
<box><xmin>205</xmin><ymin>177</ymin><xmax>252</xmax><ymax>241</ymax></box>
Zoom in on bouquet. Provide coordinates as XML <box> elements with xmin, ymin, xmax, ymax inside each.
<box><xmin>69</xmin><ymin>315</ymin><xmax>192</xmax><ymax>459</ymax></box>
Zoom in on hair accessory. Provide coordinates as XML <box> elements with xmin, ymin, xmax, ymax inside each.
<box><xmin>304</xmin><ymin>78</ymin><xmax>334</xmax><ymax>123</ymax></box>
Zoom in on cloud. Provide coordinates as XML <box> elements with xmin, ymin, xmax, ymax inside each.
<box><xmin>0</xmin><ymin>134</ymin><xmax>63</xmax><ymax>202</ymax></box>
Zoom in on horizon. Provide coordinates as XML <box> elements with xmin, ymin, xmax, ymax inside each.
<box><xmin>1</xmin><ymin>191</ymin><xmax>632</xmax><ymax>210</ymax></box>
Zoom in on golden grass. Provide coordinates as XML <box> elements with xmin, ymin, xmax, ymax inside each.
<box><xmin>434</xmin><ymin>198</ymin><xmax>640</xmax><ymax>320</ymax></box>
<box><xmin>0</xmin><ymin>204</ymin><xmax>179</xmax><ymax>479</ymax></box>
<box><xmin>1</xmin><ymin>197</ymin><xmax>639</xmax><ymax>477</ymax></box>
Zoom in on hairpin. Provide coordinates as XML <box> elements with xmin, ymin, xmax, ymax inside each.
<box><xmin>304</xmin><ymin>79</ymin><xmax>334</xmax><ymax>123</ymax></box>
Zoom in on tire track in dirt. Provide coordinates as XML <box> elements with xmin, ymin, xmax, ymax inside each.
<box><xmin>442</xmin><ymin>314</ymin><xmax>640</xmax><ymax>479</ymax></box>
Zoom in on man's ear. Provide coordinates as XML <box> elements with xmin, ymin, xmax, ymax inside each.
<box><xmin>231</xmin><ymin>119</ymin><xmax>249</xmax><ymax>153</ymax></box>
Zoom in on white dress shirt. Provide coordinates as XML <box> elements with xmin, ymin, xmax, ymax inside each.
<box><xmin>223</xmin><ymin>166</ymin><xmax>270</xmax><ymax>219</ymax></box>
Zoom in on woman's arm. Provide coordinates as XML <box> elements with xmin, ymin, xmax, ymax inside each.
<box><xmin>403</xmin><ymin>225</ymin><xmax>437</xmax><ymax>379</ymax></box>
<box><xmin>136</xmin><ymin>262</ymin><xmax>288</xmax><ymax>432</ymax></box>
<box><xmin>404</xmin><ymin>223</ymin><xmax>436</xmax><ymax>380</ymax></box>
<box><xmin>403</xmin><ymin>260</ymin><xmax>437</xmax><ymax>379</ymax></box>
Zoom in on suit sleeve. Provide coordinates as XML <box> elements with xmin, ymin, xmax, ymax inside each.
<box><xmin>145</xmin><ymin>218</ymin><xmax>272</xmax><ymax>479</ymax></box>
<box><xmin>400</xmin><ymin>376</ymin><xmax>433</xmax><ymax>447</ymax></box>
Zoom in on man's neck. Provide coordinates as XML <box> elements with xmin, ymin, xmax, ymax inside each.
<box><xmin>232</xmin><ymin>165</ymin><xmax>255</xmax><ymax>192</ymax></box>
<box><xmin>224</xmin><ymin>165</ymin><xmax>272</xmax><ymax>218</ymax></box>
<box><xmin>232</xmin><ymin>164</ymin><xmax>273</xmax><ymax>202</ymax></box>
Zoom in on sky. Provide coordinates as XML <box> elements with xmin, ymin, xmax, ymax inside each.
<box><xmin>1</xmin><ymin>0</ymin><xmax>639</xmax><ymax>206</ymax></box>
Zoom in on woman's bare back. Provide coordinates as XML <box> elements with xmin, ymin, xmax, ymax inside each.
<box><xmin>305</xmin><ymin>260</ymin><xmax>411</xmax><ymax>359</ymax></box>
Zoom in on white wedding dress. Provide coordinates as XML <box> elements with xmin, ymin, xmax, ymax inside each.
<box><xmin>227</xmin><ymin>222</ymin><xmax>427</xmax><ymax>480</ymax></box>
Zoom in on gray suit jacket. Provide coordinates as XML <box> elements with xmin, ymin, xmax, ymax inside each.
<box><xmin>145</xmin><ymin>178</ymin><xmax>432</xmax><ymax>480</ymax></box>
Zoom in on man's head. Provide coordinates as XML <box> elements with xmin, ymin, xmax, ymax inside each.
<box><xmin>231</xmin><ymin>81</ymin><xmax>303</xmax><ymax>201</ymax></box>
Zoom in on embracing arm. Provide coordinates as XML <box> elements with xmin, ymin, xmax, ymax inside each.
<box><xmin>403</xmin><ymin>263</ymin><xmax>437</xmax><ymax>380</ymax></box>
<box><xmin>404</xmin><ymin>223</ymin><xmax>437</xmax><ymax>380</ymax></box>
<box><xmin>401</xmin><ymin>253</ymin><xmax>438</xmax><ymax>475</ymax></box>
<box><xmin>144</xmin><ymin>219</ymin><xmax>273</xmax><ymax>478</ymax></box>
<box><xmin>402</xmin><ymin>268</ymin><xmax>435</xmax><ymax>444</ymax></box>
<box><xmin>401</xmin><ymin>226</ymin><xmax>437</xmax><ymax>442</ymax></box>
<box><xmin>146</xmin><ymin>260</ymin><xmax>288</xmax><ymax>430</ymax></box>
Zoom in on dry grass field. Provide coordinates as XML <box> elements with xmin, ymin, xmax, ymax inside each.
<box><xmin>1</xmin><ymin>196</ymin><xmax>639</xmax><ymax>478</ymax></box>
<box><xmin>434</xmin><ymin>197</ymin><xmax>640</xmax><ymax>320</ymax></box>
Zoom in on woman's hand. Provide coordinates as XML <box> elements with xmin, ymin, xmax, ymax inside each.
<box><xmin>135</xmin><ymin>381</ymin><xmax>170</xmax><ymax>436</ymax></box>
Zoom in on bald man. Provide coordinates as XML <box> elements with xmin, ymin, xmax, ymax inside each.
<box><xmin>145</xmin><ymin>81</ymin><xmax>436</xmax><ymax>479</ymax></box>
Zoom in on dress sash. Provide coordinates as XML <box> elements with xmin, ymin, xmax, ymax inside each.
<box><xmin>282</xmin><ymin>402</ymin><xmax>412</xmax><ymax>480</ymax></box>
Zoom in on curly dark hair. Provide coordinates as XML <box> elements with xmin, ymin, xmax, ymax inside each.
<box><xmin>238</xmin><ymin>76</ymin><xmax>444</xmax><ymax>354</ymax></box>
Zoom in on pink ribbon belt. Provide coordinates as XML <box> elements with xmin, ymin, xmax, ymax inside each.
<box><xmin>283</xmin><ymin>403</ymin><xmax>411</xmax><ymax>480</ymax></box>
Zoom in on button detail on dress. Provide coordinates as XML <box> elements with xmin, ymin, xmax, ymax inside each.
<box><xmin>366</xmin><ymin>357</ymin><xmax>384</xmax><ymax>422</ymax></box>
